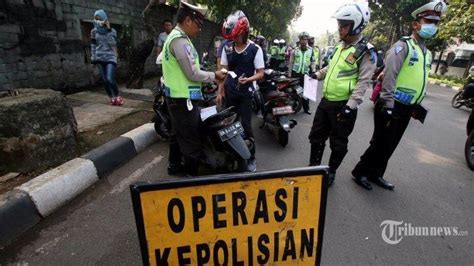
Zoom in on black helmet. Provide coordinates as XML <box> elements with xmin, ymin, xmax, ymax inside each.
<box><xmin>255</xmin><ymin>35</ymin><xmax>265</xmax><ymax>46</ymax></box>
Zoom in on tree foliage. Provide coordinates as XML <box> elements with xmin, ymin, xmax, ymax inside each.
<box><xmin>195</xmin><ymin>0</ymin><xmax>302</xmax><ymax>40</ymax></box>
<box><xmin>437</xmin><ymin>0</ymin><xmax>474</xmax><ymax>44</ymax></box>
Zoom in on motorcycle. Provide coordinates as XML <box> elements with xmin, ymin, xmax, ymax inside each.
<box><xmin>151</xmin><ymin>80</ymin><xmax>251</xmax><ymax>173</ymax></box>
<box><xmin>255</xmin><ymin>75</ymin><xmax>298</xmax><ymax>147</ymax></box>
<box><xmin>254</xmin><ymin>69</ymin><xmax>304</xmax><ymax>114</ymax></box>
<box><xmin>465</xmin><ymin>107</ymin><xmax>474</xmax><ymax>170</ymax></box>
<box><xmin>451</xmin><ymin>80</ymin><xmax>474</xmax><ymax>109</ymax></box>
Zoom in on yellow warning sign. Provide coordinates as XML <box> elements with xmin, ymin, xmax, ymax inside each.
<box><xmin>131</xmin><ymin>168</ymin><xmax>328</xmax><ymax>265</ymax></box>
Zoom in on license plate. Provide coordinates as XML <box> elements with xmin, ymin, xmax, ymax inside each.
<box><xmin>272</xmin><ymin>106</ymin><xmax>293</xmax><ymax>115</ymax></box>
<box><xmin>217</xmin><ymin>122</ymin><xmax>244</xmax><ymax>142</ymax></box>
<box><xmin>296</xmin><ymin>86</ymin><xmax>303</xmax><ymax>94</ymax></box>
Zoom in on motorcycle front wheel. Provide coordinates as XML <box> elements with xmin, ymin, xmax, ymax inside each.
<box><xmin>451</xmin><ymin>91</ymin><xmax>463</xmax><ymax>109</ymax></box>
<box><xmin>277</xmin><ymin>128</ymin><xmax>289</xmax><ymax>147</ymax></box>
<box><xmin>153</xmin><ymin>117</ymin><xmax>171</xmax><ymax>139</ymax></box>
<box><xmin>465</xmin><ymin>131</ymin><xmax>474</xmax><ymax>170</ymax></box>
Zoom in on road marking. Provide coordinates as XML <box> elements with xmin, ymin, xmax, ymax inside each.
<box><xmin>110</xmin><ymin>155</ymin><xmax>163</xmax><ymax>194</ymax></box>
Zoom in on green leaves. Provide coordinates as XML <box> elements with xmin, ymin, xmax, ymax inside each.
<box><xmin>195</xmin><ymin>0</ymin><xmax>302</xmax><ymax>39</ymax></box>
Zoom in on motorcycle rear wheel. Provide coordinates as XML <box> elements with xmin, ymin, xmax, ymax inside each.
<box><xmin>451</xmin><ymin>91</ymin><xmax>463</xmax><ymax>109</ymax></box>
<box><xmin>465</xmin><ymin>131</ymin><xmax>474</xmax><ymax>170</ymax></box>
<box><xmin>289</xmin><ymin>93</ymin><xmax>303</xmax><ymax>113</ymax></box>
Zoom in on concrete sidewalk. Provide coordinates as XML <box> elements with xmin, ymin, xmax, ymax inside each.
<box><xmin>0</xmin><ymin>81</ymin><xmax>161</xmax><ymax>248</ymax></box>
<box><xmin>67</xmin><ymin>85</ymin><xmax>155</xmax><ymax>133</ymax></box>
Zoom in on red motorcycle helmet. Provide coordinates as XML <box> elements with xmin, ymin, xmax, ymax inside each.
<box><xmin>222</xmin><ymin>10</ymin><xmax>249</xmax><ymax>41</ymax></box>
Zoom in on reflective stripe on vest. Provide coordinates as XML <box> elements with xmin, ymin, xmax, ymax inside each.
<box><xmin>162</xmin><ymin>29</ymin><xmax>202</xmax><ymax>99</ymax></box>
<box><xmin>394</xmin><ymin>37</ymin><xmax>432</xmax><ymax>105</ymax></box>
<box><xmin>323</xmin><ymin>43</ymin><xmax>359</xmax><ymax>101</ymax></box>
<box><xmin>292</xmin><ymin>48</ymin><xmax>313</xmax><ymax>74</ymax></box>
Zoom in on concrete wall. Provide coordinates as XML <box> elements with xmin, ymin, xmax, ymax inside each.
<box><xmin>0</xmin><ymin>0</ymin><xmax>221</xmax><ymax>91</ymax></box>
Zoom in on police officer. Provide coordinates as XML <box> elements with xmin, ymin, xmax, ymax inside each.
<box><xmin>278</xmin><ymin>39</ymin><xmax>287</xmax><ymax>68</ymax></box>
<box><xmin>163</xmin><ymin>1</ymin><xmax>226</xmax><ymax>176</ymax></box>
<box><xmin>288</xmin><ymin>31</ymin><xmax>315</xmax><ymax>115</ymax></box>
<box><xmin>308</xmin><ymin>2</ymin><xmax>376</xmax><ymax>186</ymax></box>
<box><xmin>308</xmin><ymin>36</ymin><xmax>321</xmax><ymax>70</ymax></box>
<box><xmin>352</xmin><ymin>0</ymin><xmax>447</xmax><ymax>190</ymax></box>
<box><xmin>269</xmin><ymin>39</ymin><xmax>280</xmax><ymax>69</ymax></box>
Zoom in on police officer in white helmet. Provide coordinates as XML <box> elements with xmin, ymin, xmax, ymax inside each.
<box><xmin>308</xmin><ymin>2</ymin><xmax>377</xmax><ymax>186</ymax></box>
<box><xmin>352</xmin><ymin>0</ymin><xmax>448</xmax><ymax>190</ymax></box>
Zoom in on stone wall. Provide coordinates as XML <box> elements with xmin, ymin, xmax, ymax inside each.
<box><xmin>0</xmin><ymin>0</ymin><xmax>221</xmax><ymax>92</ymax></box>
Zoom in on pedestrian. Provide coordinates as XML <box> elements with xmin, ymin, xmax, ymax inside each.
<box><xmin>162</xmin><ymin>1</ymin><xmax>226</xmax><ymax>176</ymax></box>
<box><xmin>155</xmin><ymin>19</ymin><xmax>173</xmax><ymax>58</ymax></box>
<box><xmin>309</xmin><ymin>36</ymin><xmax>321</xmax><ymax>70</ymax></box>
<box><xmin>351</xmin><ymin>0</ymin><xmax>447</xmax><ymax>190</ymax></box>
<box><xmin>288</xmin><ymin>31</ymin><xmax>315</xmax><ymax>115</ymax></box>
<box><xmin>308</xmin><ymin>2</ymin><xmax>376</xmax><ymax>186</ymax></box>
<box><xmin>216</xmin><ymin>10</ymin><xmax>265</xmax><ymax>172</ymax></box>
<box><xmin>90</xmin><ymin>9</ymin><xmax>123</xmax><ymax>106</ymax></box>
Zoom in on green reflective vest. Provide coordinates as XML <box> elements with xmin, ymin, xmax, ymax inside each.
<box><xmin>312</xmin><ymin>47</ymin><xmax>320</xmax><ymax>64</ymax></box>
<box><xmin>395</xmin><ymin>37</ymin><xmax>432</xmax><ymax>105</ymax></box>
<box><xmin>292</xmin><ymin>48</ymin><xmax>313</xmax><ymax>74</ymax></box>
<box><xmin>270</xmin><ymin>45</ymin><xmax>279</xmax><ymax>59</ymax></box>
<box><xmin>323</xmin><ymin>43</ymin><xmax>360</xmax><ymax>101</ymax></box>
<box><xmin>162</xmin><ymin>29</ymin><xmax>202</xmax><ymax>99</ymax></box>
<box><xmin>278</xmin><ymin>46</ymin><xmax>286</xmax><ymax>61</ymax></box>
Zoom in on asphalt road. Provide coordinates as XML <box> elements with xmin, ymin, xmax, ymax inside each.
<box><xmin>1</xmin><ymin>84</ymin><xmax>473</xmax><ymax>265</ymax></box>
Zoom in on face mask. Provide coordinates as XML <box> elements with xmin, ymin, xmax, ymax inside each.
<box><xmin>94</xmin><ymin>19</ymin><xmax>105</xmax><ymax>27</ymax></box>
<box><xmin>418</xmin><ymin>23</ymin><xmax>438</xmax><ymax>39</ymax></box>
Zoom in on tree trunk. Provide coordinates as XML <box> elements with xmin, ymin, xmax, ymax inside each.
<box><xmin>126</xmin><ymin>0</ymin><xmax>164</xmax><ymax>89</ymax></box>
<box><xmin>464</xmin><ymin>53</ymin><xmax>474</xmax><ymax>78</ymax></box>
<box><xmin>435</xmin><ymin>44</ymin><xmax>446</xmax><ymax>74</ymax></box>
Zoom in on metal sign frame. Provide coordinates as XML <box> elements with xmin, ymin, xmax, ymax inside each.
<box><xmin>130</xmin><ymin>167</ymin><xmax>329</xmax><ymax>266</ymax></box>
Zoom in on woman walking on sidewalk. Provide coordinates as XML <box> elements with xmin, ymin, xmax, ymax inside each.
<box><xmin>90</xmin><ymin>9</ymin><xmax>124</xmax><ymax>106</ymax></box>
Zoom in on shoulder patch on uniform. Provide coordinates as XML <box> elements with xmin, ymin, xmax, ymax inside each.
<box><xmin>184</xmin><ymin>44</ymin><xmax>193</xmax><ymax>55</ymax></box>
<box><xmin>395</xmin><ymin>45</ymin><xmax>404</xmax><ymax>55</ymax></box>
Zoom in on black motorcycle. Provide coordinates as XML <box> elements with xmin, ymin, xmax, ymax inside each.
<box><xmin>451</xmin><ymin>79</ymin><xmax>474</xmax><ymax>109</ymax></box>
<box><xmin>465</xmin><ymin>109</ymin><xmax>474</xmax><ymax>170</ymax></box>
<box><xmin>151</xmin><ymin>80</ymin><xmax>250</xmax><ymax>172</ymax></box>
<box><xmin>254</xmin><ymin>69</ymin><xmax>304</xmax><ymax>114</ymax></box>
<box><xmin>255</xmin><ymin>76</ymin><xmax>298</xmax><ymax>147</ymax></box>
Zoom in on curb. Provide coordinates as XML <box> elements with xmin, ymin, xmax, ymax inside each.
<box><xmin>428</xmin><ymin>80</ymin><xmax>461</xmax><ymax>91</ymax></box>
<box><xmin>0</xmin><ymin>123</ymin><xmax>158</xmax><ymax>248</ymax></box>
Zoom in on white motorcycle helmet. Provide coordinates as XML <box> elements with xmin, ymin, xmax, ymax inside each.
<box><xmin>279</xmin><ymin>39</ymin><xmax>286</xmax><ymax>45</ymax></box>
<box><xmin>273</xmin><ymin>39</ymin><xmax>280</xmax><ymax>45</ymax></box>
<box><xmin>332</xmin><ymin>2</ymin><xmax>370</xmax><ymax>36</ymax></box>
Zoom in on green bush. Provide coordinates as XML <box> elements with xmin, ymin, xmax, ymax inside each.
<box><xmin>429</xmin><ymin>74</ymin><xmax>466</xmax><ymax>88</ymax></box>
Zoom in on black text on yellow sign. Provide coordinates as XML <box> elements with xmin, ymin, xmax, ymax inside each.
<box><xmin>130</xmin><ymin>168</ymin><xmax>328</xmax><ymax>266</ymax></box>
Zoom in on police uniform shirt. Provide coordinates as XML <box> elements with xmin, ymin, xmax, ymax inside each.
<box><xmin>169</xmin><ymin>26</ymin><xmax>216</xmax><ymax>83</ymax></box>
<box><xmin>380</xmin><ymin>36</ymin><xmax>427</xmax><ymax>109</ymax></box>
<box><xmin>318</xmin><ymin>35</ymin><xmax>376</xmax><ymax>109</ymax></box>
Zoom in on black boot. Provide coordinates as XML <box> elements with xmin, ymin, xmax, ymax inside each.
<box><xmin>184</xmin><ymin>157</ymin><xmax>200</xmax><ymax>177</ymax></box>
<box><xmin>353</xmin><ymin>175</ymin><xmax>372</xmax><ymax>190</ymax></box>
<box><xmin>328</xmin><ymin>170</ymin><xmax>336</xmax><ymax>187</ymax></box>
<box><xmin>303</xmin><ymin>99</ymin><xmax>311</xmax><ymax>115</ymax></box>
<box><xmin>309</xmin><ymin>142</ymin><xmax>325</xmax><ymax>166</ymax></box>
<box><xmin>168</xmin><ymin>139</ymin><xmax>183</xmax><ymax>176</ymax></box>
<box><xmin>370</xmin><ymin>177</ymin><xmax>395</xmax><ymax>190</ymax></box>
